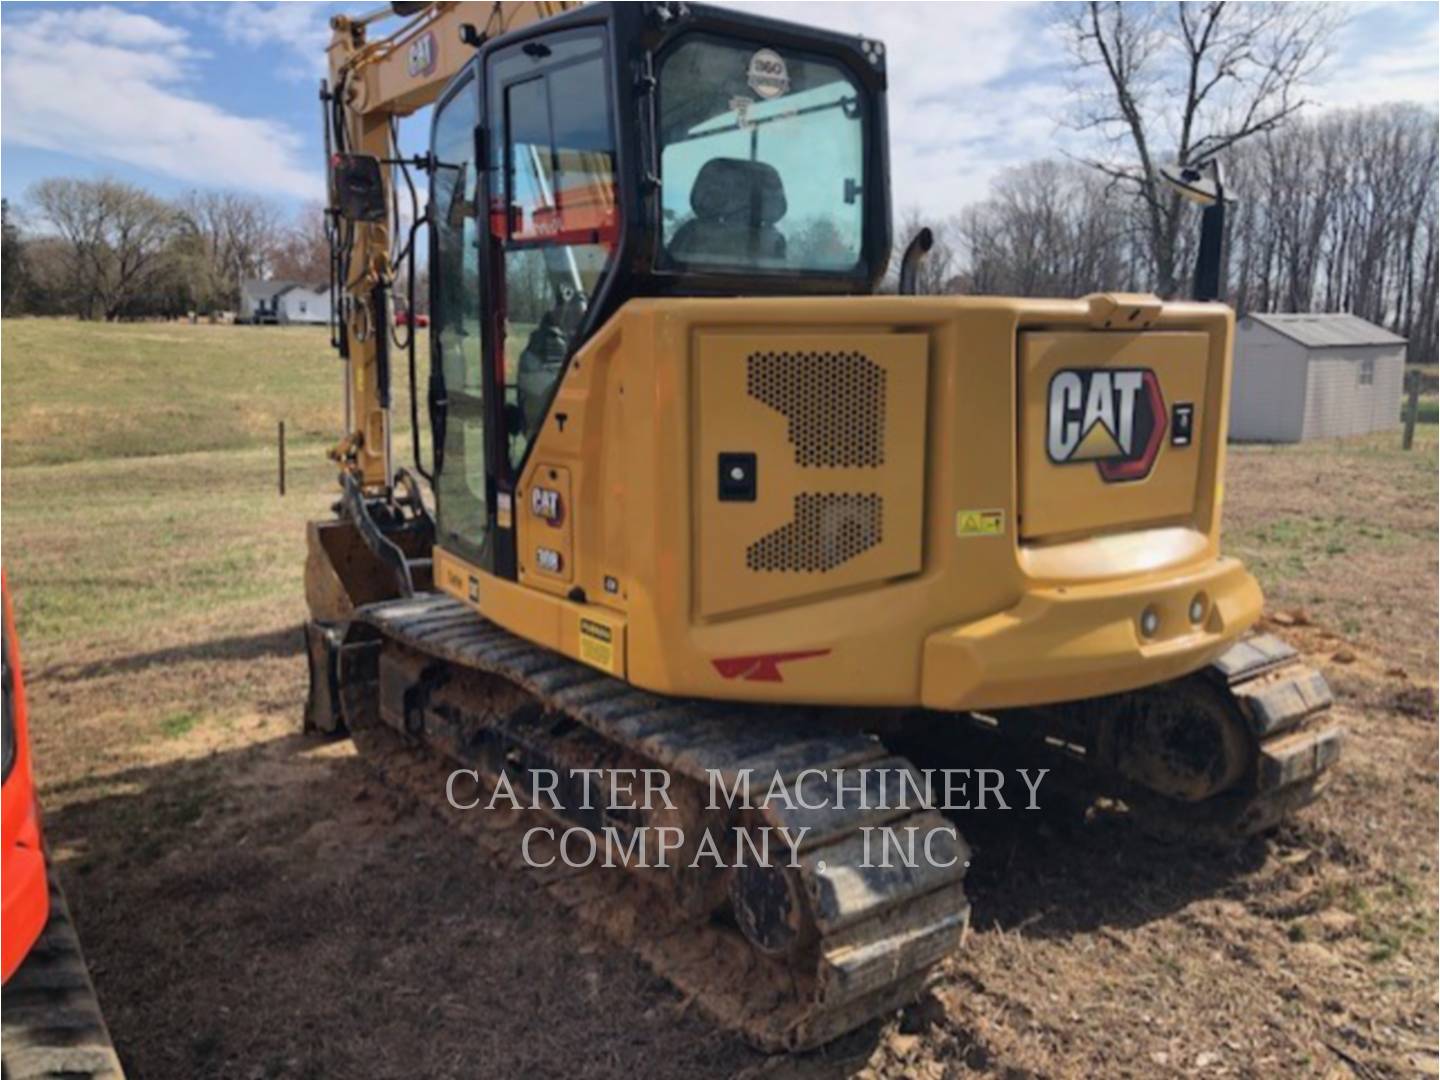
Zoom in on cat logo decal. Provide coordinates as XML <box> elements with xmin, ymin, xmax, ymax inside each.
<box><xmin>407</xmin><ymin>32</ymin><xmax>437</xmax><ymax>79</ymax></box>
<box><xmin>1047</xmin><ymin>368</ymin><xmax>1168</xmax><ymax>483</ymax></box>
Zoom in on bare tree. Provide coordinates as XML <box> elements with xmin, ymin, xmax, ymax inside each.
<box><xmin>1223</xmin><ymin>104</ymin><xmax>1438</xmax><ymax>362</ymax></box>
<box><xmin>1058</xmin><ymin>1</ymin><xmax>1339</xmax><ymax>297</ymax></box>
<box><xmin>27</xmin><ymin>178</ymin><xmax>106</xmax><ymax>318</ymax></box>
<box><xmin>28</xmin><ymin>177</ymin><xmax>178</xmax><ymax>320</ymax></box>
<box><xmin>928</xmin><ymin>99</ymin><xmax>1436</xmax><ymax>366</ymax></box>
<box><xmin>1</xmin><ymin>198</ymin><xmax>25</xmax><ymax>315</ymax></box>
<box><xmin>270</xmin><ymin>202</ymin><xmax>331</xmax><ymax>284</ymax></box>
<box><xmin>174</xmin><ymin>191</ymin><xmax>283</xmax><ymax>311</ymax></box>
<box><xmin>956</xmin><ymin>160</ymin><xmax>1145</xmax><ymax>297</ymax></box>
<box><xmin>17</xmin><ymin>235</ymin><xmax>77</xmax><ymax>314</ymax></box>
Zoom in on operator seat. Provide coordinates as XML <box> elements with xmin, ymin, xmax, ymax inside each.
<box><xmin>669</xmin><ymin>158</ymin><xmax>788</xmax><ymax>264</ymax></box>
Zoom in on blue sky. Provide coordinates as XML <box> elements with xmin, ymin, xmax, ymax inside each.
<box><xmin>2</xmin><ymin>1</ymin><xmax>1436</xmax><ymax>227</ymax></box>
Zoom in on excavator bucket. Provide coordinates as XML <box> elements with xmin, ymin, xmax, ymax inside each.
<box><xmin>304</xmin><ymin>519</ymin><xmax>401</xmax><ymax>623</ymax></box>
<box><xmin>303</xmin><ymin>518</ymin><xmax>423</xmax><ymax>735</ymax></box>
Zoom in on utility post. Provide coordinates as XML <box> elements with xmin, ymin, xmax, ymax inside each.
<box><xmin>1402</xmin><ymin>369</ymin><xmax>1420</xmax><ymax>451</ymax></box>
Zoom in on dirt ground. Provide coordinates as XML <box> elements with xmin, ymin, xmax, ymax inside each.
<box><xmin>5</xmin><ymin>326</ymin><xmax>1436</xmax><ymax>1079</ymax></box>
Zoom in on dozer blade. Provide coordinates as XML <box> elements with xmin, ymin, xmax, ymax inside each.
<box><xmin>329</xmin><ymin>594</ymin><xmax>972</xmax><ymax>1052</ymax></box>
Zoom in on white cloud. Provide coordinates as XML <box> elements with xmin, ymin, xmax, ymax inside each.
<box><xmin>732</xmin><ymin>0</ymin><xmax>1438</xmax><ymax>220</ymax></box>
<box><xmin>730</xmin><ymin>1</ymin><xmax>1056</xmax><ymax>217</ymax></box>
<box><xmin>215</xmin><ymin>2</ymin><xmax>333</xmax><ymax>82</ymax></box>
<box><xmin>1312</xmin><ymin>17</ymin><xmax>1440</xmax><ymax>110</ymax></box>
<box><xmin>2</xmin><ymin>0</ymin><xmax>1430</xmax><ymax>221</ymax></box>
<box><xmin>1</xmin><ymin>5</ymin><xmax>321</xmax><ymax>199</ymax></box>
<box><xmin>75</xmin><ymin>6</ymin><xmax>192</xmax><ymax>49</ymax></box>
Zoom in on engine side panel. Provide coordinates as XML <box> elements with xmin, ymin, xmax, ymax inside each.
<box><xmin>439</xmin><ymin>294</ymin><xmax>1256</xmax><ymax>709</ymax></box>
<box><xmin>692</xmin><ymin>331</ymin><xmax>927</xmax><ymax>619</ymax></box>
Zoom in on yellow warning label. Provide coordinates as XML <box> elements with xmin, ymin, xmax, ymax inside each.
<box><xmin>578</xmin><ymin>617</ymin><xmax>615</xmax><ymax>671</ymax></box>
<box><xmin>956</xmin><ymin>509</ymin><xmax>1005</xmax><ymax>538</ymax></box>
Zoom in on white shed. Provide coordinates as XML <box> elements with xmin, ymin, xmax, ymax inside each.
<box><xmin>1229</xmin><ymin>313</ymin><xmax>1407</xmax><ymax>442</ymax></box>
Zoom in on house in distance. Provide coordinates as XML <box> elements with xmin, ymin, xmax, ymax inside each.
<box><xmin>239</xmin><ymin>280</ymin><xmax>331</xmax><ymax>326</ymax></box>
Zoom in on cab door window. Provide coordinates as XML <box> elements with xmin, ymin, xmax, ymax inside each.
<box><xmin>487</xmin><ymin>31</ymin><xmax>618</xmax><ymax>474</ymax></box>
<box><xmin>430</xmin><ymin>73</ymin><xmax>488</xmax><ymax>564</ymax></box>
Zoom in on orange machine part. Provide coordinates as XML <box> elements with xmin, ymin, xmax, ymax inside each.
<box><xmin>2</xmin><ymin>570</ymin><xmax>50</xmax><ymax>984</ymax></box>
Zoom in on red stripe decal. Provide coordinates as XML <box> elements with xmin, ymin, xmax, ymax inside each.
<box><xmin>712</xmin><ymin>649</ymin><xmax>831</xmax><ymax>682</ymax></box>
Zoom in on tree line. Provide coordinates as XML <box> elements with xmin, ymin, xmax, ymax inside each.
<box><xmin>3</xmin><ymin>0</ymin><xmax>1434</xmax><ymax>363</ymax></box>
<box><xmin>898</xmin><ymin>102</ymin><xmax>1437</xmax><ymax>364</ymax></box>
<box><xmin>895</xmin><ymin>1</ymin><xmax>1436</xmax><ymax>364</ymax></box>
<box><xmin>1</xmin><ymin>182</ymin><xmax>329</xmax><ymax>321</ymax></box>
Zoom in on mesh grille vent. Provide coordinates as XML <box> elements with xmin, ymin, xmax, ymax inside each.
<box><xmin>747</xmin><ymin>351</ymin><xmax>886</xmax><ymax>467</ymax></box>
<box><xmin>747</xmin><ymin>494</ymin><xmax>883</xmax><ymax>573</ymax></box>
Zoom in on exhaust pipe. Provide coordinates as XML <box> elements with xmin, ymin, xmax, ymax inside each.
<box><xmin>898</xmin><ymin>227</ymin><xmax>933</xmax><ymax>296</ymax></box>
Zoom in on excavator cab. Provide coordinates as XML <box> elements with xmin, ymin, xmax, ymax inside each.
<box><xmin>427</xmin><ymin>3</ymin><xmax>890</xmax><ymax>577</ymax></box>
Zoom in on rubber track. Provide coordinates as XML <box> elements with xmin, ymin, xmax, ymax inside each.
<box><xmin>999</xmin><ymin>633</ymin><xmax>1344</xmax><ymax>842</ymax></box>
<box><xmin>352</xmin><ymin>595</ymin><xmax>971</xmax><ymax>1051</ymax></box>
<box><xmin>2</xmin><ymin>877</ymin><xmax>124</xmax><ymax>1080</ymax></box>
<box><xmin>1155</xmin><ymin>632</ymin><xmax>1342</xmax><ymax>839</ymax></box>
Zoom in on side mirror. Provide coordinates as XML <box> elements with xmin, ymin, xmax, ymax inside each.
<box><xmin>1161</xmin><ymin>157</ymin><xmax>1230</xmax><ymax>302</ymax></box>
<box><xmin>1160</xmin><ymin>159</ymin><xmax>1221</xmax><ymax>207</ymax></box>
<box><xmin>331</xmin><ymin>154</ymin><xmax>387</xmax><ymax>223</ymax></box>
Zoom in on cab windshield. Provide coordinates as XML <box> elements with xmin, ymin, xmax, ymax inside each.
<box><xmin>657</xmin><ymin>36</ymin><xmax>866</xmax><ymax>274</ymax></box>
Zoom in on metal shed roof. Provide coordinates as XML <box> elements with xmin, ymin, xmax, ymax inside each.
<box><xmin>1243</xmin><ymin>312</ymin><xmax>1407</xmax><ymax>349</ymax></box>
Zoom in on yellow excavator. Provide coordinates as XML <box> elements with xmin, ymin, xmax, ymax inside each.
<box><xmin>305</xmin><ymin>0</ymin><xmax>1343</xmax><ymax>1050</ymax></box>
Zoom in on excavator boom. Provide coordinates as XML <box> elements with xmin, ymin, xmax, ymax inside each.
<box><xmin>324</xmin><ymin>2</ymin><xmax>573</xmax><ymax>494</ymax></box>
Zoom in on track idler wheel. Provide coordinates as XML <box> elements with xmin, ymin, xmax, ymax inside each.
<box><xmin>1100</xmin><ymin>677</ymin><xmax>1251</xmax><ymax>802</ymax></box>
<box><xmin>729</xmin><ymin>858</ymin><xmax>816</xmax><ymax>960</ymax></box>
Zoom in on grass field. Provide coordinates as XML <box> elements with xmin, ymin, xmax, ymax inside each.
<box><xmin>2</xmin><ymin>319</ymin><xmax>1435</xmax><ymax>1078</ymax></box>
<box><xmin>1</xmin><ymin>319</ymin><xmax>347</xmax><ymax>466</ymax></box>
<box><xmin>1226</xmin><ymin>428</ymin><xmax>1439</xmax><ymax>676</ymax></box>
<box><xmin>0</xmin><ymin>318</ymin><xmax>434</xmax><ymax>648</ymax></box>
